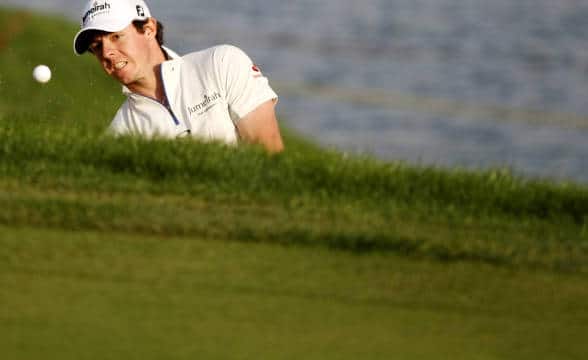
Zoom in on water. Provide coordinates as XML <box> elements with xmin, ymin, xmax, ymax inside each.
<box><xmin>2</xmin><ymin>0</ymin><xmax>587</xmax><ymax>183</ymax></box>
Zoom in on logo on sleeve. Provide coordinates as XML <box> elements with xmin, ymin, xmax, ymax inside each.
<box><xmin>251</xmin><ymin>64</ymin><xmax>262</xmax><ymax>78</ymax></box>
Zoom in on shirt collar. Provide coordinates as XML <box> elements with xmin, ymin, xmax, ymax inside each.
<box><xmin>162</xmin><ymin>46</ymin><xmax>180</xmax><ymax>60</ymax></box>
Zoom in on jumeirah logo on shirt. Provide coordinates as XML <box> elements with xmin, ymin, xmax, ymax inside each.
<box><xmin>187</xmin><ymin>92</ymin><xmax>221</xmax><ymax>116</ymax></box>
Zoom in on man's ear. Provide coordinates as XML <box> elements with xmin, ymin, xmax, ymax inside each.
<box><xmin>143</xmin><ymin>18</ymin><xmax>158</xmax><ymax>39</ymax></box>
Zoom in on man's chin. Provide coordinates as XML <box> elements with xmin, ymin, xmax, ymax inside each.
<box><xmin>111</xmin><ymin>74</ymin><xmax>133</xmax><ymax>86</ymax></box>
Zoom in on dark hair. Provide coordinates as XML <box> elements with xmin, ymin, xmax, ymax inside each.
<box><xmin>133</xmin><ymin>19</ymin><xmax>165</xmax><ymax>46</ymax></box>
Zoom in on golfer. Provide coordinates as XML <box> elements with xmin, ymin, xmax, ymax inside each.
<box><xmin>73</xmin><ymin>0</ymin><xmax>284</xmax><ymax>152</ymax></box>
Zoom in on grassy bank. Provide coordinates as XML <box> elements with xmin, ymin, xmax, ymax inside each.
<box><xmin>1</xmin><ymin>7</ymin><xmax>587</xmax><ymax>359</ymax></box>
<box><xmin>2</xmin><ymin>226</ymin><xmax>588</xmax><ymax>359</ymax></box>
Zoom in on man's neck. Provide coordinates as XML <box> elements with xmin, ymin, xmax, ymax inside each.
<box><xmin>126</xmin><ymin>47</ymin><xmax>167</xmax><ymax>103</ymax></box>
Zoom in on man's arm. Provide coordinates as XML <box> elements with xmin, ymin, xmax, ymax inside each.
<box><xmin>236</xmin><ymin>99</ymin><xmax>284</xmax><ymax>153</ymax></box>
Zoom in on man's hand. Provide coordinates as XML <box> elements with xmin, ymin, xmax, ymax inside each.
<box><xmin>236</xmin><ymin>99</ymin><xmax>284</xmax><ymax>153</ymax></box>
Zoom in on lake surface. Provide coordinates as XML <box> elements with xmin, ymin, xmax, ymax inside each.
<box><xmin>2</xmin><ymin>0</ymin><xmax>587</xmax><ymax>183</ymax></box>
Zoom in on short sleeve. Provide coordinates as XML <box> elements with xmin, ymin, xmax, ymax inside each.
<box><xmin>214</xmin><ymin>45</ymin><xmax>278</xmax><ymax>121</ymax></box>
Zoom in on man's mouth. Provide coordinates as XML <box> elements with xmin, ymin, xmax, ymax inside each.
<box><xmin>114</xmin><ymin>61</ymin><xmax>128</xmax><ymax>70</ymax></box>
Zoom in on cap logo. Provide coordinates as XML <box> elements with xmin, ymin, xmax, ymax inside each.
<box><xmin>82</xmin><ymin>1</ymin><xmax>112</xmax><ymax>25</ymax></box>
<box><xmin>136</xmin><ymin>5</ymin><xmax>145</xmax><ymax>17</ymax></box>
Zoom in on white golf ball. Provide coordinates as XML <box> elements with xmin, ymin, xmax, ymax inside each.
<box><xmin>33</xmin><ymin>64</ymin><xmax>51</xmax><ymax>83</ymax></box>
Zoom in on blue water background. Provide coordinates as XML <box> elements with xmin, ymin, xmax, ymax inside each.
<box><xmin>2</xmin><ymin>0</ymin><xmax>587</xmax><ymax>182</ymax></box>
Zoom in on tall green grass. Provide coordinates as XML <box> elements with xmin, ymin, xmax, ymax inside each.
<box><xmin>3</xmin><ymin>123</ymin><xmax>587</xmax><ymax>222</ymax></box>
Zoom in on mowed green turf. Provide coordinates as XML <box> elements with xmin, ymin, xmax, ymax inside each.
<box><xmin>2</xmin><ymin>226</ymin><xmax>587</xmax><ymax>360</ymax></box>
<box><xmin>1</xmin><ymin>7</ymin><xmax>588</xmax><ymax>359</ymax></box>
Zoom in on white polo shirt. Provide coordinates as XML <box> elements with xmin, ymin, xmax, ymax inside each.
<box><xmin>108</xmin><ymin>44</ymin><xmax>278</xmax><ymax>143</ymax></box>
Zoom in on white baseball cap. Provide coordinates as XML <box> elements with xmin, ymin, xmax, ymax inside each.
<box><xmin>73</xmin><ymin>0</ymin><xmax>152</xmax><ymax>55</ymax></box>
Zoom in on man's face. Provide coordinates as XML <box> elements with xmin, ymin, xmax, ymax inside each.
<box><xmin>88</xmin><ymin>24</ymin><xmax>150</xmax><ymax>86</ymax></box>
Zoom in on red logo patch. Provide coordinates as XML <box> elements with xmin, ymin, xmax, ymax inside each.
<box><xmin>251</xmin><ymin>64</ymin><xmax>262</xmax><ymax>78</ymax></box>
